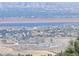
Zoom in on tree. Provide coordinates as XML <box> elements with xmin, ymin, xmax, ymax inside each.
<box><xmin>5</xmin><ymin>54</ymin><xmax>14</xmax><ymax>56</ymax></box>
<box><xmin>25</xmin><ymin>54</ymin><xmax>32</xmax><ymax>56</ymax></box>
<box><xmin>0</xmin><ymin>53</ymin><xmax>3</xmax><ymax>56</ymax></box>
<box><xmin>56</xmin><ymin>37</ymin><xmax>79</xmax><ymax>56</ymax></box>
<box><xmin>48</xmin><ymin>54</ymin><xmax>52</xmax><ymax>56</ymax></box>
<box><xmin>18</xmin><ymin>53</ymin><xmax>21</xmax><ymax>56</ymax></box>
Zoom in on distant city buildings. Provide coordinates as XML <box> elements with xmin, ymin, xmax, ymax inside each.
<box><xmin>0</xmin><ymin>24</ymin><xmax>78</xmax><ymax>49</ymax></box>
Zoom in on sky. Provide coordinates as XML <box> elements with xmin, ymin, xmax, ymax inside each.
<box><xmin>0</xmin><ymin>2</ymin><xmax>79</xmax><ymax>18</ymax></box>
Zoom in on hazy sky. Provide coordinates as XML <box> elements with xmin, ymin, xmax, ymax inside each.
<box><xmin>0</xmin><ymin>2</ymin><xmax>79</xmax><ymax>18</ymax></box>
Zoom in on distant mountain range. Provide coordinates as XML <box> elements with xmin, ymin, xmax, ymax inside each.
<box><xmin>0</xmin><ymin>22</ymin><xmax>79</xmax><ymax>26</ymax></box>
<box><xmin>0</xmin><ymin>2</ymin><xmax>79</xmax><ymax>18</ymax></box>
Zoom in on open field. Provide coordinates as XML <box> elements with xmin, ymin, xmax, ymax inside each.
<box><xmin>0</xmin><ymin>37</ymin><xmax>76</xmax><ymax>56</ymax></box>
<box><xmin>0</xmin><ymin>46</ymin><xmax>56</xmax><ymax>56</ymax></box>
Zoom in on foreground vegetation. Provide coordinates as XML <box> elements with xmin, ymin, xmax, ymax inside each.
<box><xmin>56</xmin><ymin>37</ymin><xmax>79</xmax><ymax>56</ymax></box>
